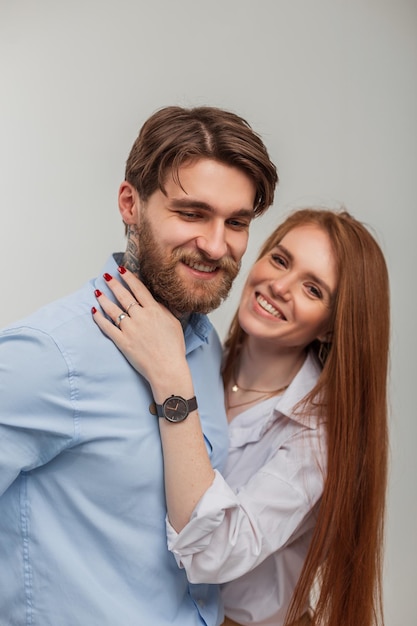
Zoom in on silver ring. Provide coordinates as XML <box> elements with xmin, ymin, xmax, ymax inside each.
<box><xmin>116</xmin><ymin>313</ymin><xmax>127</xmax><ymax>328</ymax></box>
<box><xmin>126</xmin><ymin>301</ymin><xmax>139</xmax><ymax>314</ymax></box>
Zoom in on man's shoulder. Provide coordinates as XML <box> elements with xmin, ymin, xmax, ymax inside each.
<box><xmin>2</xmin><ymin>279</ymin><xmax>94</xmax><ymax>338</ymax></box>
<box><xmin>1</xmin><ymin>255</ymin><xmax>119</xmax><ymax>338</ymax></box>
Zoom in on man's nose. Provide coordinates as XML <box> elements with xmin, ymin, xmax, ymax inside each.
<box><xmin>195</xmin><ymin>223</ymin><xmax>228</xmax><ymax>260</ymax></box>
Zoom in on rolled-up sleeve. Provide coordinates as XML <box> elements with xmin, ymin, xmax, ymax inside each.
<box><xmin>166</xmin><ymin>421</ymin><xmax>326</xmax><ymax>584</ymax></box>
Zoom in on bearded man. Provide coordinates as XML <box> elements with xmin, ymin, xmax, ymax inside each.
<box><xmin>0</xmin><ymin>105</ymin><xmax>277</xmax><ymax>626</ymax></box>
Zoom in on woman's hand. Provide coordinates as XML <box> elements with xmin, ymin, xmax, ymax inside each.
<box><xmin>92</xmin><ymin>267</ymin><xmax>187</xmax><ymax>386</ymax></box>
<box><xmin>93</xmin><ymin>266</ymin><xmax>215</xmax><ymax>531</ymax></box>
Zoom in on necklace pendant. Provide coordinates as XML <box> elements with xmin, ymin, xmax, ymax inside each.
<box><xmin>232</xmin><ymin>384</ymin><xmax>239</xmax><ymax>393</ymax></box>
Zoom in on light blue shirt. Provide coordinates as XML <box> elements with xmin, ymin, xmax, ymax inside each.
<box><xmin>0</xmin><ymin>255</ymin><xmax>229</xmax><ymax>626</ymax></box>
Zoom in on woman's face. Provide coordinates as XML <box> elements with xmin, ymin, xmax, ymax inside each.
<box><xmin>238</xmin><ymin>224</ymin><xmax>338</xmax><ymax>351</ymax></box>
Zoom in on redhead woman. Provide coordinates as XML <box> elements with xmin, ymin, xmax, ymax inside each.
<box><xmin>93</xmin><ymin>208</ymin><xmax>389</xmax><ymax>626</ymax></box>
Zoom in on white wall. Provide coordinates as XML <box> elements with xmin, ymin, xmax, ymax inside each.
<box><xmin>0</xmin><ymin>1</ymin><xmax>415</xmax><ymax>623</ymax></box>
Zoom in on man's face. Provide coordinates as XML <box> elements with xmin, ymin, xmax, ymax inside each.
<box><xmin>135</xmin><ymin>159</ymin><xmax>256</xmax><ymax>315</ymax></box>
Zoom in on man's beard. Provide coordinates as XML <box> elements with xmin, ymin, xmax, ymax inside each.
<box><xmin>137</xmin><ymin>215</ymin><xmax>240</xmax><ymax>315</ymax></box>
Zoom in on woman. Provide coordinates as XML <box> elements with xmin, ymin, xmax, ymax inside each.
<box><xmin>92</xmin><ymin>208</ymin><xmax>389</xmax><ymax>626</ymax></box>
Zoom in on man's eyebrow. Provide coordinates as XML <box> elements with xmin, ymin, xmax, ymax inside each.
<box><xmin>169</xmin><ymin>198</ymin><xmax>254</xmax><ymax>218</ymax></box>
<box><xmin>275</xmin><ymin>243</ymin><xmax>335</xmax><ymax>299</ymax></box>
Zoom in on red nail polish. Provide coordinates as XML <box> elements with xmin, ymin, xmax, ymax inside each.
<box><xmin>94</xmin><ymin>289</ymin><xmax>102</xmax><ymax>297</ymax></box>
<box><xmin>118</xmin><ymin>266</ymin><xmax>127</xmax><ymax>275</ymax></box>
<box><xmin>91</xmin><ymin>306</ymin><xmax>97</xmax><ymax>314</ymax></box>
<box><xmin>103</xmin><ymin>273</ymin><xmax>112</xmax><ymax>282</ymax></box>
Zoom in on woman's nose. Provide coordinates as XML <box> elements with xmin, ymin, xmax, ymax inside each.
<box><xmin>269</xmin><ymin>275</ymin><xmax>292</xmax><ymax>300</ymax></box>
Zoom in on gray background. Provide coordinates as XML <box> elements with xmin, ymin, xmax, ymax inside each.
<box><xmin>1</xmin><ymin>1</ymin><xmax>415</xmax><ymax>623</ymax></box>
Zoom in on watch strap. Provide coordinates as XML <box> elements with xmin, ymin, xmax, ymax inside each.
<box><xmin>151</xmin><ymin>395</ymin><xmax>198</xmax><ymax>418</ymax></box>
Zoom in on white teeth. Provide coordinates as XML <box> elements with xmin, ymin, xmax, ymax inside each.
<box><xmin>188</xmin><ymin>262</ymin><xmax>216</xmax><ymax>273</ymax></box>
<box><xmin>256</xmin><ymin>295</ymin><xmax>283</xmax><ymax>318</ymax></box>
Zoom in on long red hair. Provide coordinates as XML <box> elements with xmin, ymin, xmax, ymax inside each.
<box><xmin>222</xmin><ymin>208</ymin><xmax>389</xmax><ymax>626</ymax></box>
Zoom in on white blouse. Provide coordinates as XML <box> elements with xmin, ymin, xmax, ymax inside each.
<box><xmin>166</xmin><ymin>352</ymin><xmax>327</xmax><ymax>625</ymax></box>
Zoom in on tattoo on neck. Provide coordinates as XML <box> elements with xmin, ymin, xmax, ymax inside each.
<box><xmin>122</xmin><ymin>228</ymin><xmax>140</xmax><ymax>276</ymax></box>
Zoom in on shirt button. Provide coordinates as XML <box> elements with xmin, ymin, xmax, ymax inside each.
<box><xmin>197</xmin><ymin>599</ymin><xmax>205</xmax><ymax>608</ymax></box>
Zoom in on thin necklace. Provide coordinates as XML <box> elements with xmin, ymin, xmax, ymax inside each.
<box><xmin>231</xmin><ymin>370</ymin><xmax>287</xmax><ymax>394</ymax></box>
<box><xmin>227</xmin><ymin>381</ymin><xmax>289</xmax><ymax>410</ymax></box>
<box><xmin>232</xmin><ymin>377</ymin><xmax>282</xmax><ymax>394</ymax></box>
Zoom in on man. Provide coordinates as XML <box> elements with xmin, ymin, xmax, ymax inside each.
<box><xmin>0</xmin><ymin>106</ymin><xmax>277</xmax><ymax>625</ymax></box>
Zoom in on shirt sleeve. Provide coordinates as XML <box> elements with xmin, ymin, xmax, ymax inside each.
<box><xmin>0</xmin><ymin>326</ymin><xmax>77</xmax><ymax>495</ymax></box>
<box><xmin>166</xmin><ymin>424</ymin><xmax>326</xmax><ymax>584</ymax></box>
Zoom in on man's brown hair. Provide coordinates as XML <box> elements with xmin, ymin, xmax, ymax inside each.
<box><xmin>125</xmin><ymin>105</ymin><xmax>278</xmax><ymax>216</ymax></box>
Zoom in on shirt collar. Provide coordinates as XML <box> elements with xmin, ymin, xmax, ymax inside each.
<box><xmin>273</xmin><ymin>350</ymin><xmax>322</xmax><ymax>428</ymax></box>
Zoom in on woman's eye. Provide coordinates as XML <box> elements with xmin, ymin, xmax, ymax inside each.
<box><xmin>307</xmin><ymin>285</ymin><xmax>322</xmax><ymax>298</ymax></box>
<box><xmin>271</xmin><ymin>254</ymin><xmax>287</xmax><ymax>267</ymax></box>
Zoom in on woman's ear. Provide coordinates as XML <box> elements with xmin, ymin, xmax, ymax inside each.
<box><xmin>317</xmin><ymin>330</ymin><xmax>333</xmax><ymax>344</ymax></box>
<box><xmin>118</xmin><ymin>181</ymin><xmax>142</xmax><ymax>225</ymax></box>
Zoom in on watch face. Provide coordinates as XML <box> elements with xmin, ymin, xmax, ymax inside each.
<box><xmin>163</xmin><ymin>396</ymin><xmax>188</xmax><ymax>423</ymax></box>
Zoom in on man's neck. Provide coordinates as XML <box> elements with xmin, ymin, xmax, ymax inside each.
<box><xmin>120</xmin><ymin>252</ymin><xmax>191</xmax><ymax>329</ymax></box>
<box><xmin>176</xmin><ymin>313</ymin><xmax>191</xmax><ymax>331</ymax></box>
<box><xmin>121</xmin><ymin>246</ymin><xmax>140</xmax><ymax>277</ymax></box>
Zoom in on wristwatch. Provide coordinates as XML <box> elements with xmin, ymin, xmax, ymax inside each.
<box><xmin>150</xmin><ymin>395</ymin><xmax>198</xmax><ymax>423</ymax></box>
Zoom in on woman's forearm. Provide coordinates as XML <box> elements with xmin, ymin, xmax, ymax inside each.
<box><xmin>150</xmin><ymin>366</ymin><xmax>216</xmax><ymax>532</ymax></box>
<box><xmin>90</xmin><ymin>270</ymin><xmax>216</xmax><ymax>531</ymax></box>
